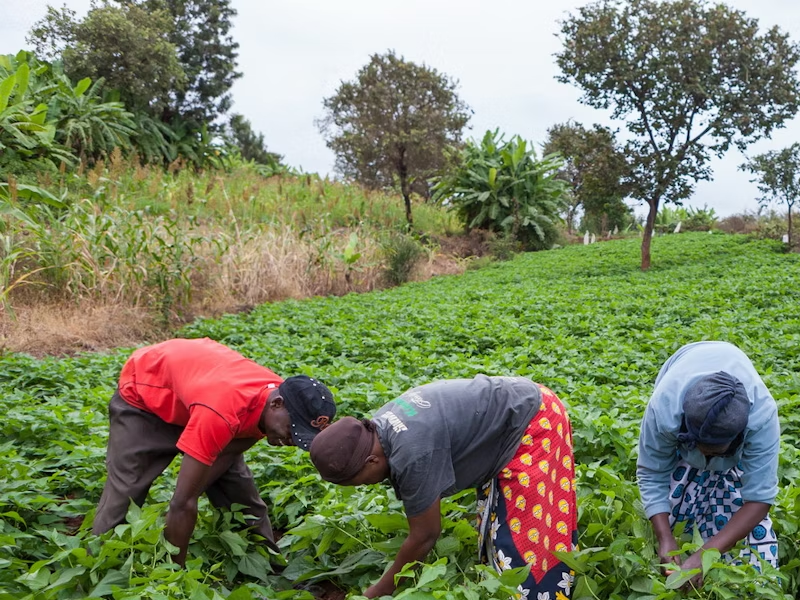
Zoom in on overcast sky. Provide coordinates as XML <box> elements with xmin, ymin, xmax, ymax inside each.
<box><xmin>4</xmin><ymin>0</ymin><xmax>800</xmax><ymax>216</ymax></box>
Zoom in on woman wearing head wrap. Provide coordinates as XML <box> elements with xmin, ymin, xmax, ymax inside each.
<box><xmin>637</xmin><ymin>341</ymin><xmax>780</xmax><ymax>584</ymax></box>
<box><xmin>309</xmin><ymin>375</ymin><xmax>578</xmax><ymax>599</ymax></box>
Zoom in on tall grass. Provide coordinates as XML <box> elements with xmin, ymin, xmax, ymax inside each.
<box><xmin>1</xmin><ymin>159</ymin><xmax>466</xmax><ymax>349</ymax></box>
<box><xmin>44</xmin><ymin>156</ymin><xmax>461</xmax><ymax>235</ymax></box>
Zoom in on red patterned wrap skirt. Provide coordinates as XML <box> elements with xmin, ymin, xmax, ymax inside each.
<box><xmin>477</xmin><ymin>384</ymin><xmax>578</xmax><ymax>599</ymax></box>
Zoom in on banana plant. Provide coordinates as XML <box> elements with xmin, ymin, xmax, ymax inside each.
<box><xmin>50</xmin><ymin>74</ymin><xmax>135</xmax><ymax>163</ymax></box>
<box><xmin>432</xmin><ymin>129</ymin><xmax>569</xmax><ymax>250</ymax></box>
<box><xmin>0</xmin><ymin>52</ymin><xmax>75</xmax><ymax>170</ymax></box>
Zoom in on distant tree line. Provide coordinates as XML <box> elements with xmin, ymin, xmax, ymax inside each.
<box><xmin>318</xmin><ymin>1</ymin><xmax>800</xmax><ymax>264</ymax></box>
<box><xmin>6</xmin><ymin>0</ymin><xmax>799</xmax><ymax>263</ymax></box>
<box><xmin>0</xmin><ymin>0</ymin><xmax>283</xmax><ymax>179</ymax></box>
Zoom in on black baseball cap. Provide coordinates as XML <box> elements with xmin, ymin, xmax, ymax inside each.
<box><xmin>279</xmin><ymin>375</ymin><xmax>336</xmax><ymax>450</ymax></box>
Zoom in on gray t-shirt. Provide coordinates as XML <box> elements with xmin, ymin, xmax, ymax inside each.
<box><xmin>373</xmin><ymin>375</ymin><xmax>541</xmax><ymax>517</ymax></box>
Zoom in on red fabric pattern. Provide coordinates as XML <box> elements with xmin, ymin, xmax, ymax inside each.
<box><xmin>497</xmin><ymin>384</ymin><xmax>578</xmax><ymax>581</ymax></box>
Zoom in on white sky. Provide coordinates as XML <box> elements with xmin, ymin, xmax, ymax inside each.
<box><xmin>4</xmin><ymin>0</ymin><xmax>800</xmax><ymax>216</ymax></box>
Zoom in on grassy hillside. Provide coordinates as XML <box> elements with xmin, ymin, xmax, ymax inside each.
<box><xmin>0</xmin><ymin>159</ymin><xmax>467</xmax><ymax>354</ymax></box>
<box><xmin>1</xmin><ymin>233</ymin><xmax>798</xmax><ymax>599</ymax></box>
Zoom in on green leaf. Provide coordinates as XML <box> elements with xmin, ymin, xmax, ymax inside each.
<box><xmin>44</xmin><ymin>566</ymin><xmax>86</xmax><ymax>591</ymax></box>
<box><xmin>74</xmin><ymin>77</ymin><xmax>92</xmax><ymax>97</ymax></box>
<box><xmin>665</xmin><ymin>568</ymin><xmax>701</xmax><ymax>590</ymax></box>
<box><xmin>1</xmin><ymin>511</ymin><xmax>26</xmax><ymax>525</ymax></box>
<box><xmin>701</xmin><ymin>547</ymin><xmax>720</xmax><ymax>575</ymax></box>
<box><xmin>226</xmin><ymin>587</ymin><xmax>255</xmax><ymax>600</ymax></box>
<box><xmin>29</xmin><ymin>103</ymin><xmax>48</xmax><ymax>125</ymax></box>
<box><xmin>286</xmin><ymin>519</ymin><xmax>324</xmax><ymax>538</ymax></box>
<box><xmin>314</xmin><ymin>527</ymin><xmax>338</xmax><ymax>557</ymax></box>
<box><xmin>498</xmin><ymin>564</ymin><xmax>530</xmax><ymax>587</ymax></box>
<box><xmin>572</xmin><ymin>575</ymin><xmax>599</xmax><ymax>600</ymax></box>
<box><xmin>219</xmin><ymin>530</ymin><xmax>248</xmax><ymax>557</ymax></box>
<box><xmin>416</xmin><ymin>559</ymin><xmax>447</xmax><ymax>588</ymax></box>
<box><xmin>15</xmin><ymin>62</ymin><xmax>29</xmax><ymax>99</ymax></box>
<box><xmin>15</xmin><ymin>567</ymin><xmax>51</xmax><ymax>591</ymax></box>
<box><xmin>434</xmin><ymin>535</ymin><xmax>460</xmax><ymax>556</ymax></box>
<box><xmin>237</xmin><ymin>552</ymin><xmax>271</xmax><ymax>582</ymax></box>
<box><xmin>488</xmin><ymin>167</ymin><xmax>497</xmax><ymax>187</ymax></box>
<box><xmin>0</xmin><ymin>75</ymin><xmax>16</xmax><ymax>113</ymax></box>
<box><xmin>394</xmin><ymin>593</ymin><xmax>435</xmax><ymax>600</ymax></box>
<box><xmin>365</xmin><ymin>513</ymin><xmax>409</xmax><ymax>533</ymax></box>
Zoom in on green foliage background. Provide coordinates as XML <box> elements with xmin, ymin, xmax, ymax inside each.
<box><xmin>1</xmin><ymin>233</ymin><xmax>799</xmax><ymax>599</ymax></box>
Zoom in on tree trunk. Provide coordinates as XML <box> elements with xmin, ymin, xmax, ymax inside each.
<box><xmin>789</xmin><ymin>204</ymin><xmax>793</xmax><ymax>248</ymax></box>
<box><xmin>398</xmin><ymin>149</ymin><xmax>413</xmax><ymax>226</ymax></box>
<box><xmin>566</xmin><ymin>202</ymin><xmax>577</xmax><ymax>234</ymax></box>
<box><xmin>402</xmin><ymin>188</ymin><xmax>413</xmax><ymax>226</ymax></box>
<box><xmin>641</xmin><ymin>199</ymin><xmax>659</xmax><ymax>270</ymax></box>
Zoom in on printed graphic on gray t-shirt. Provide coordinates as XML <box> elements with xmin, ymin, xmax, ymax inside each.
<box><xmin>373</xmin><ymin>375</ymin><xmax>541</xmax><ymax>517</ymax></box>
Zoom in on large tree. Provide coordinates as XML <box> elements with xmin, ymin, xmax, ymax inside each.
<box><xmin>137</xmin><ymin>0</ymin><xmax>241</xmax><ymax>127</ymax></box>
<box><xmin>28</xmin><ymin>1</ymin><xmax>185</xmax><ymax>114</ymax></box>
<box><xmin>741</xmin><ymin>144</ymin><xmax>800</xmax><ymax>248</ymax></box>
<box><xmin>317</xmin><ymin>51</ymin><xmax>471</xmax><ymax>225</ymax></box>
<box><xmin>543</xmin><ymin>121</ymin><xmax>631</xmax><ymax>234</ymax></box>
<box><xmin>28</xmin><ymin>0</ymin><xmax>240</xmax><ymax>127</ymax></box>
<box><xmin>557</xmin><ymin>0</ymin><xmax>800</xmax><ymax>269</ymax></box>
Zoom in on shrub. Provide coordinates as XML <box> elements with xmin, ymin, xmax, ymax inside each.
<box><xmin>382</xmin><ymin>233</ymin><xmax>424</xmax><ymax>285</ymax></box>
<box><xmin>432</xmin><ymin>129</ymin><xmax>569</xmax><ymax>251</ymax></box>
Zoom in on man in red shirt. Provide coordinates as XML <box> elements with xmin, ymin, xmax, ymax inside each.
<box><xmin>92</xmin><ymin>337</ymin><xmax>336</xmax><ymax>565</ymax></box>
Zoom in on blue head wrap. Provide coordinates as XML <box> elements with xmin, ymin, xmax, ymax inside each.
<box><xmin>677</xmin><ymin>371</ymin><xmax>749</xmax><ymax>448</ymax></box>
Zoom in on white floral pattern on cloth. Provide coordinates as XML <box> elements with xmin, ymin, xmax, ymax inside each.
<box><xmin>491</xmin><ymin>517</ymin><xmax>501</xmax><ymax>540</ymax></box>
<box><xmin>557</xmin><ymin>572</ymin><xmax>574</xmax><ymax>594</ymax></box>
<box><xmin>496</xmin><ymin>549</ymin><xmax>513</xmax><ymax>570</ymax></box>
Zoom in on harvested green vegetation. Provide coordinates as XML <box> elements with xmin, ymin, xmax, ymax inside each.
<box><xmin>1</xmin><ymin>233</ymin><xmax>799</xmax><ymax>599</ymax></box>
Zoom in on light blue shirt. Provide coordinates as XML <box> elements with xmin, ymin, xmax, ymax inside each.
<box><xmin>637</xmin><ymin>341</ymin><xmax>780</xmax><ymax>519</ymax></box>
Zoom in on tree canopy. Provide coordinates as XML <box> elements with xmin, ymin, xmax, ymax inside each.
<box><xmin>741</xmin><ymin>144</ymin><xmax>800</xmax><ymax>247</ymax></box>
<box><xmin>557</xmin><ymin>0</ymin><xmax>800</xmax><ymax>269</ymax></box>
<box><xmin>28</xmin><ymin>0</ymin><xmax>240</xmax><ymax>128</ymax></box>
<box><xmin>317</xmin><ymin>50</ymin><xmax>471</xmax><ymax>225</ymax></box>
<box><xmin>543</xmin><ymin>121</ymin><xmax>631</xmax><ymax>235</ymax></box>
<box><xmin>29</xmin><ymin>1</ymin><xmax>185</xmax><ymax>113</ymax></box>
<box><xmin>137</xmin><ymin>0</ymin><xmax>241</xmax><ymax>127</ymax></box>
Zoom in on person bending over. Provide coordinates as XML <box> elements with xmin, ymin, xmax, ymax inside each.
<box><xmin>93</xmin><ymin>337</ymin><xmax>336</xmax><ymax>565</ymax></box>
<box><xmin>637</xmin><ymin>341</ymin><xmax>780</xmax><ymax>581</ymax></box>
<box><xmin>310</xmin><ymin>375</ymin><xmax>578</xmax><ymax>599</ymax></box>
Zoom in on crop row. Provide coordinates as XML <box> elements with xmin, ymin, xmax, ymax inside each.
<box><xmin>1</xmin><ymin>233</ymin><xmax>798</xmax><ymax>599</ymax></box>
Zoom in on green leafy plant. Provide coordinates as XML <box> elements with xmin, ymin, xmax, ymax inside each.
<box><xmin>433</xmin><ymin>129</ymin><xmax>569</xmax><ymax>250</ymax></box>
<box><xmin>1</xmin><ymin>233</ymin><xmax>799</xmax><ymax>599</ymax></box>
<box><xmin>381</xmin><ymin>233</ymin><xmax>424</xmax><ymax>285</ymax></box>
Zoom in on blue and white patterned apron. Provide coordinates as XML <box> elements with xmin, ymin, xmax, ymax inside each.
<box><xmin>669</xmin><ymin>459</ymin><xmax>778</xmax><ymax>568</ymax></box>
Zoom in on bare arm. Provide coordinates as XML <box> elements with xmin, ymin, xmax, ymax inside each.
<box><xmin>364</xmin><ymin>498</ymin><xmax>442</xmax><ymax>599</ymax></box>
<box><xmin>221</xmin><ymin>438</ymin><xmax>258</xmax><ymax>456</ymax></box>
<box><xmin>165</xmin><ymin>454</ymin><xmax>218</xmax><ymax>565</ymax></box>
<box><xmin>650</xmin><ymin>512</ymin><xmax>681</xmax><ymax>568</ymax></box>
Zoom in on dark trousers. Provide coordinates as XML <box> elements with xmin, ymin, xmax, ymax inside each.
<box><xmin>93</xmin><ymin>392</ymin><xmax>277</xmax><ymax>549</ymax></box>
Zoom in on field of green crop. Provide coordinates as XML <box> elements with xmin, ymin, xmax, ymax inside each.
<box><xmin>1</xmin><ymin>233</ymin><xmax>798</xmax><ymax>600</ymax></box>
